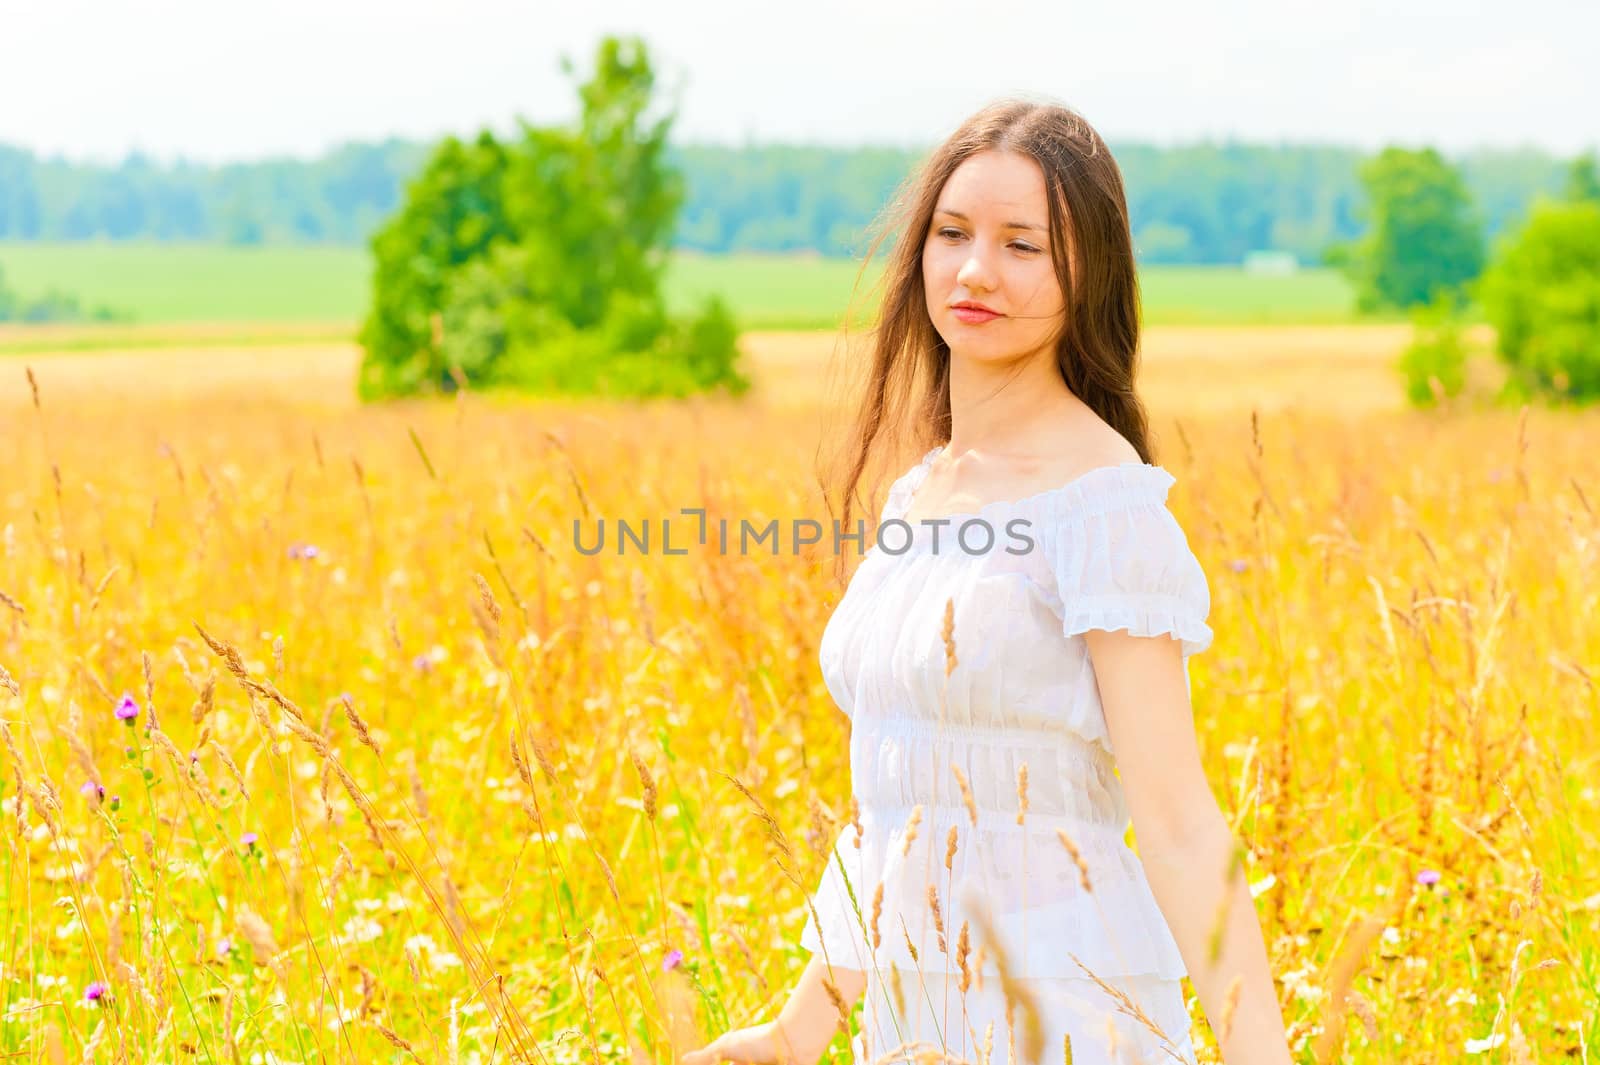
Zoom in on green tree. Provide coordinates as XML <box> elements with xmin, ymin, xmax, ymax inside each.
<box><xmin>1343</xmin><ymin>147</ymin><xmax>1485</xmax><ymax>313</ymax></box>
<box><xmin>357</xmin><ymin>131</ymin><xmax>514</xmax><ymax>399</ymax></box>
<box><xmin>357</xmin><ymin>35</ymin><xmax>746</xmax><ymax>401</ymax></box>
<box><xmin>1478</xmin><ymin>198</ymin><xmax>1600</xmax><ymax>402</ymax></box>
<box><xmin>1565</xmin><ymin>151</ymin><xmax>1600</xmax><ymax>204</ymax></box>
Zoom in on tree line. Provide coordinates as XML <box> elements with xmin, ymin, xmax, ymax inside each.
<box><xmin>0</xmin><ymin>137</ymin><xmax>1576</xmax><ymax>266</ymax></box>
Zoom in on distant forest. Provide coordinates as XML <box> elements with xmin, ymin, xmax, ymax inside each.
<box><xmin>0</xmin><ymin>138</ymin><xmax>1573</xmax><ymax>265</ymax></box>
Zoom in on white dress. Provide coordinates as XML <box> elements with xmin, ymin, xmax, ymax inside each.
<box><xmin>800</xmin><ymin>444</ymin><xmax>1213</xmax><ymax>1065</ymax></box>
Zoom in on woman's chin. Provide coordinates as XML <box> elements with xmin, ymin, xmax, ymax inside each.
<box><xmin>948</xmin><ymin>343</ymin><xmax>1035</xmax><ymax>365</ymax></box>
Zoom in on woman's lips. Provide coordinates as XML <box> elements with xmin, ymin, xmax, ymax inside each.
<box><xmin>952</xmin><ymin>307</ymin><xmax>1002</xmax><ymax>323</ymax></box>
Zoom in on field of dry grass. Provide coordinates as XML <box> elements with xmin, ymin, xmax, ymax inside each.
<box><xmin>0</xmin><ymin>324</ymin><xmax>1594</xmax><ymax>1063</ymax></box>
<box><xmin>2</xmin><ymin>323</ymin><xmax>1496</xmax><ymax>416</ymax></box>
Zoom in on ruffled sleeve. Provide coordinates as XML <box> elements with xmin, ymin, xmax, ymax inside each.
<box><xmin>1040</xmin><ymin>468</ymin><xmax>1214</xmax><ymax>659</ymax></box>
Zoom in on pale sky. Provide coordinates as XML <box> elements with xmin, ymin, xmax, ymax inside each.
<box><xmin>3</xmin><ymin>0</ymin><xmax>1594</xmax><ymax>165</ymax></box>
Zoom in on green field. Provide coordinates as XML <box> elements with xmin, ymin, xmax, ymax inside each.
<box><xmin>0</xmin><ymin>241</ymin><xmax>1389</xmax><ymax>333</ymax></box>
<box><xmin>0</xmin><ymin>243</ymin><xmax>366</xmax><ymax>322</ymax></box>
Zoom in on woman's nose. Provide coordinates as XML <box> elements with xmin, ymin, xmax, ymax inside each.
<box><xmin>957</xmin><ymin>252</ymin><xmax>996</xmax><ymax>291</ymax></box>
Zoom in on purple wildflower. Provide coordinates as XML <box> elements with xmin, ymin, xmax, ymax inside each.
<box><xmin>81</xmin><ymin>780</ymin><xmax>105</xmax><ymax>803</ymax></box>
<box><xmin>1417</xmin><ymin>869</ymin><xmax>1441</xmax><ymax>886</ymax></box>
<box><xmin>303</xmin><ymin>545</ymin><xmax>319</xmax><ymax>559</ymax></box>
<box><xmin>84</xmin><ymin>980</ymin><xmax>109</xmax><ymax>1003</ymax></box>
<box><xmin>662</xmin><ymin>948</ymin><xmax>684</xmax><ymax>972</ymax></box>
<box><xmin>114</xmin><ymin>693</ymin><xmax>139</xmax><ymax>722</ymax></box>
<box><xmin>241</xmin><ymin>831</ymin><xmax>259</xmax><ymax>848</ymax></box>
<box><xmin>1227</xmin><ymin>559</ymin><xmax>1250</xmax><ymax>574</ymax></box>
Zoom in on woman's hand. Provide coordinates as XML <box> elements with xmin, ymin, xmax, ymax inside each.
<box><xmin>681</xmin><ymin>955</ymin><xmax>862</xmax><ymax>1064</ymax></box>
<box><xmin>678</xmin><ymin>1018</ymin><xmax>826</xmax><ymax>1065</ymax></box>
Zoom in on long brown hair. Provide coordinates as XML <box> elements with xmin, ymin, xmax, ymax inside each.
<box><xmin>819</xmin><ymin>98</ymin><xmax>1153</xmax><ymax>586</ymax></box>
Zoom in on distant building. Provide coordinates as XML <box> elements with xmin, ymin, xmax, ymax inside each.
<box><xmin>1242</xmin><ymin>250</ymin><xmax>1300</xmax><ymax>275</ymax></box>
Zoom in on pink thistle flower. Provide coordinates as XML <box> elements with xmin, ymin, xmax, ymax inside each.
<box><xmin>84</xmin><ymin>980</ymin><xmax>109</xmax><ymax>1003</ymax></box>
<box><xmin>114</xmin><ymin>693</ymin><xmax>139</xmax><ymax>722</ymax></box>
<box><xmin>662</xmin><ymin>948</ymin><xmax>684</xmax><ymax>971</ymax></box>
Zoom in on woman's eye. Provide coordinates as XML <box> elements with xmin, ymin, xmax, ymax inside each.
<box><xmin>934</xmin><ymin>227</ymin><xmax>1038</xmax><ymax>254</ymax></box>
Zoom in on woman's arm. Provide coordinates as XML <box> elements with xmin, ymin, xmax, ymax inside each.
<box><xmin>774</xmin><ymin>955</ymin><xmax>867</xmax><ymax>1060</ymax></box>
<box><xmin>679</xmin><ymin>954</ymin><xmax>865</xmax><ymax>1065</ymax></box>
<box><xmin>1083</xmin><ymin>628</ymin><xmax>1294</xmax><ymax>1065</ymax></box>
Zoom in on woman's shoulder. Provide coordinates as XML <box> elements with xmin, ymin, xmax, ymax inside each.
<box><xmin>1014</xmin><ymin>449</ymin><xmax>1180</xmax><ymax>528</ymax></box>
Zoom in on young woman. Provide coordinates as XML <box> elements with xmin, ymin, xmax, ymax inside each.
<box><xmin>682</xmin><ymin>100</ymin><xmax>1293</xmax><ymax>1065</ymax></box>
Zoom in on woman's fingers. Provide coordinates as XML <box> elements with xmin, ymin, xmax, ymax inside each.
<box><xmin>678</xmin><ymin>1039</ymin><xmax>722</xmax><ymax>1065</ymax></box>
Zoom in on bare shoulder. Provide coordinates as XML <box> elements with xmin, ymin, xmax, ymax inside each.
<box><xmin>1038</xmin><ymin>407</ymin><xmax>1142</xmax><ymax>480</ymax></box>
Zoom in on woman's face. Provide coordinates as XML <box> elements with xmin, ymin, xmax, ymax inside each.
<box><xmin>921</xmin><ymin>149</ymin><xmax>1068</xmax><ymax>365</ymax></box>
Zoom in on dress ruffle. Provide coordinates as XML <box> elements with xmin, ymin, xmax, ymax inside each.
<box><xmin>1059</xmin><ymin>594</ymin><xmax>1214</xmax><ymax>660</ymax></box>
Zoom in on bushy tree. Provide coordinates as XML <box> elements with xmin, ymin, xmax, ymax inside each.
<box><xmin>1478</xmin><ymin>198</ymin><xmax>1600</xmax><ymax>402</ymax></box>
<box><xmin>1340</xmin><ymin>147</ymin><xmax>1485</xmax><ymax>313</ymax></box>
<box><xmin>1397</xmin><ymin>291</ymin><xmax>1468</xmax><ymax>408</ymax></box>
<box><xmin>357</xmin><ymin>35</ymin><xmax>747</xmax><ymax>402</ymax></box>
<box><xmin>357</xmin><ymin>132</ymin><xmax>515</xmax><ymax>398</ymax></box>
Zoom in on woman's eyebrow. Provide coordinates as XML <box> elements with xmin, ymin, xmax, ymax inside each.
<box><xmin>933</xmin><ymin>208</ymin><xmax>1046</xmax><ymax>232</ymax></box>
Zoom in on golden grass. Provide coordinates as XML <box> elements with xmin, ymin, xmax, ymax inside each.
<box><xmin>1</xmin><ymin>322</ymin><xmax>1494</xmax><ymax>416</ymax></box>
<box><xmin>0</xmin><ymin>325</ymin><xmax>1594</xmax><ymax>1063</ymax></box>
